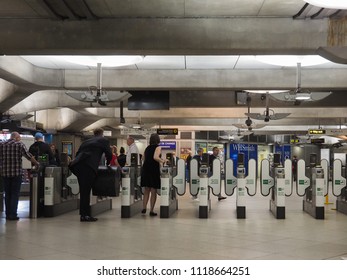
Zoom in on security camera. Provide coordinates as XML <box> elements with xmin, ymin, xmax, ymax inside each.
<box><xmin>264</xmin><ymin>116</ymin><xmax>270</xmax><ymax>122</ymax></box>
<box><xmin>245</xmin><ymin>118</ymin><xmax>252</xmax><ymax>127</ymax></box>
<box><xmin>261</xmin><ymin>94</ymin><xmax>266</xmax><ymax>101</ymax></box>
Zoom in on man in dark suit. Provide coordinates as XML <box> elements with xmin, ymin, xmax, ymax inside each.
<box><xmin>73</xmin><ymin>128</ymin><xmax>112</xmax><ymax>222</ymax></box>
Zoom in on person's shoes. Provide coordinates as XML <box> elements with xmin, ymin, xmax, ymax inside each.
<box><xmin>80</xmin><ymin>216</ymin><xmax>98</xmax><ymax>222</ymax></box>
<box><xmin>149</xmin><ymin>212</ymin><xmax>157</xmax><ymax>217</ymax></box>
<box><xmin>141</xmin><ymin>209</ymin><xmax>147</xmax><ymax>214</ymax></box>
<box><xmin>218</xmin><ymin>196</ymin><xmax>227</xmax><ymax>201</ymax></box>
<box><xmin>6</xmin><ymin>216</ymin><xmax>19</xmax><ymax>221</ymax></box>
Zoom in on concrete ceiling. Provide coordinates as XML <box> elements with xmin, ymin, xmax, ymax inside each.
<box><xmin>1</xmin><ymin>0</ymin><xmax>347</xmax><ymax>139</ymax></box>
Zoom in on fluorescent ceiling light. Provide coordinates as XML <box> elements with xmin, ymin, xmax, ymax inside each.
<box><xmin>295</xmin><ymin>93</ymin><xmax>311</xmax><ymax>100</ymax></box>
<box><xmin>244</xmin><ymin>90</ymin><xmax>289</xmax><ymax>94</ymax></box>
<box><xmin>62</xmin><ymin>56</ymin><xmax>144</xmax><ymax>67</ymax></box>
<box><xmin>305</xmin><ymin>0</ymin><xmax>347</xmax><ymax>9</ymax></box>
<box><xmin>255</xmin><ymin>55</ymin><xmax>329</xmax><ymax>67</ymax></box>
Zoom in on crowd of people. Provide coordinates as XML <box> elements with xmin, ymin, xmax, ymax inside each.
<box><xmin>0</xmin><ymin>128</ymin><xmax>228</xmax><ymax>223</ymax></box>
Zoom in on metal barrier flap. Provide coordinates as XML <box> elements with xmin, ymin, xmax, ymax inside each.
<box><xmin>260</xmin><ymin>159</ymin><xmax>273</xmax><ymax>196</ymax></box>
<box><xmin>209</xmin><ymin>158</ymin><xmax>221</xmax><ymax>196</ymax></box>
<box><xmin>245</xmin><ymin>158</ymin><xmax>256</xmax><ymax>196</ymax></box>
<box><xmin>284</xmin><ymin>159</ymin><xmax>293</xmax><ymax>196</ymax></box>
<box><xmin>333</xmin><ymin>159</ymin><xmax>346</xmax><ymax>196</ymax></box>
<box><xmin>190</xmin><ymin>158</ymin><xmax>199</xmax><ymax>196</ymax></box>
<box><xmin>297</xmin><ymin>159</ymin><xmax>310</xmax><ymax>196</ymax></box>
<box><xmin>173</xmin><ymin>158</ymin><xmax>186</xmax><ymax>195</ymax></box>
<box><xmin>66</xmin><ymin>173</ymin><xmax>79</xmax><ymax>195</ymax></box>
<box><xmin>225</xmin><ymin>159</ymin><xmax>237</xmax><ymax>196</ymax></box>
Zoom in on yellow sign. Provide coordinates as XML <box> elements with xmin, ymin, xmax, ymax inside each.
<box><xmin>308</xmin><ymin>129</ymin><xmax>326</xmax><ymax>135</ymax></box>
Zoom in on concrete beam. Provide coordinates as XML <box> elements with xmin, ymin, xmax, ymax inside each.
<box><xmin>0</xmin><ymin>18</ymin><xmax>328</xmax><ymax>55</ymax></box>
<box><xmin>3</xmin><ymin>57</ymin><xmax>346</xmax><ymax>91</ymax></box>
<box><xmin>0</xmin><ymin>56</ymin><xmax>64</xmax><ymax>88</ymax></box>
<box><xmin>65</xmin><ymin>68</ymin><xmax>347</xmax><ymax>90</ymax></box>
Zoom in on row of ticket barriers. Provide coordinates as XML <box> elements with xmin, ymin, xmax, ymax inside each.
<box><xmin>1</xmin><ymin>152</ymin><xmax>347</xmax><ymax>220</ymax></box>
<box><xmin>121</xmin><ymin>152</ymin><xmax>347</xmax><ymax>220</ymax></box>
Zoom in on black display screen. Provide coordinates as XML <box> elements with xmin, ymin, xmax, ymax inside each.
<box><xmin>128</xmin><ymin>91</ymin><xmax>170</xmax><ymax>110</ymax></box>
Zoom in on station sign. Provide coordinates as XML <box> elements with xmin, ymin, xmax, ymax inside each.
<box><xmin>308</xmin><ymin>129</ymin><xmax>326</xmax><ymax>135</ymax></box>
<box><xmin>159</xmin><ymin>141</ymin><xmax>177</xmax><ymax>150</ymax></box>
<box><xmin>157</xmin><ymin>128</ymin><xmax>178</xmax><ymax>135</ymax></box>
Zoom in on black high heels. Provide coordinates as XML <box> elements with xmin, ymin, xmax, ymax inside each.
<box><xmin>80</xmin><ymin>216</ymin><xmax>98</xmax><ymax>222</ymax></box>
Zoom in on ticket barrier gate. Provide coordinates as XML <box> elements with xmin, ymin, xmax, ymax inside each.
<box><xmin>297</xmin><ymin>154</ymin><xmax>328</xmax><ymax>219</ymax></box>
<box><xmin>332</xmin><ymin>159</ymin><xmax>347</xmax><ymax>215</ymax></box>
<box><xmin>190</xmin><ymin>155</ymin><xmax>221</xmax><ymax>218</ymax></box>
<box><xmin>160</xmin><ymin>154</ymin><xmax>186</xmax><ymax>218</ymax></box>
<box><xmin>260</xmin><ymin>155</ymin><xmax>292</xmax><ymax>219</ymax></box>
<box><xmin>225</xmin><ymin>154</ymin><xmax>256</xmax><ymax>219</ymax></box>
<box><xmin>121</xmin><ymin>153</ymin><xmax>143</xmax><ymax>218</ymax></box>
<box><xmin>44</xmin><ymin>153</ymin><xmax>79</xmax><ymax>217</ymax></box>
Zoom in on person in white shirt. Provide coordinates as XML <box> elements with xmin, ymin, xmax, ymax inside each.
<box><xmin>126</xmin><ymin>136</ymin><xmax>140</xmax><ymax>166</ymax></box>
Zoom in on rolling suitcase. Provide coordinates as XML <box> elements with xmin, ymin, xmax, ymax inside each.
<box><xmin>92</xmin><ymin>166</ymin><xmax>121</xmax><ymax>197</ymax></box>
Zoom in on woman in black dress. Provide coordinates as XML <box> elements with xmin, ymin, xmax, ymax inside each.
<box><xmin>141</xmin><ymin>133</ymin><xmax>167</xmax><ymax>216</ymax></box>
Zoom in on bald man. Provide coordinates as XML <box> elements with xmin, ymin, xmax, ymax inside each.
<box><xmin>0</xmin><ymin>132</ymin><xmax>39</xmax><ymax>220</ymax></box>
<box><xmin>126</xmin><ymin>136</ymin><xmax>139</xmax><ymax>166</ymax></box>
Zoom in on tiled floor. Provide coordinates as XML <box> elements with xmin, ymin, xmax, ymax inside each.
<box><xmin>1</xmin><ymin>184</ymin><xmax>347</xmax><ymax>260</ymax></box>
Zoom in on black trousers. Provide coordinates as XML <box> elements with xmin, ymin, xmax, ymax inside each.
<box><xmin>75</xmin><ymin>165</ymin><xmax>97</xmax><ymax>216</ymax></box>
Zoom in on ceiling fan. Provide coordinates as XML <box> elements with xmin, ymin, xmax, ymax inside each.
<box><xmin>245</xmin><ymin>92</ymin><xmax>291</xmax><ymax>122</ymax></box>
<box><xmin>270</xmin><ymin>62</ymin><xmax>332</xmax><ymax>104</ymax></box>
<box><xmin>66</xmin><ymin>63</ymin><xmax>131</xmax><ymax>106</ymax></box>
<box><xmin>233</xmin><ymin>94</ymin><xmax>266</xmax><ymax>130</ymax></box>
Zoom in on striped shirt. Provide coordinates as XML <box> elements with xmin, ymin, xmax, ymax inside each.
<box><xmin>0</xmin><ymin>139</ymin><xmax>33</xmax><ymax>177</ymax></box>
